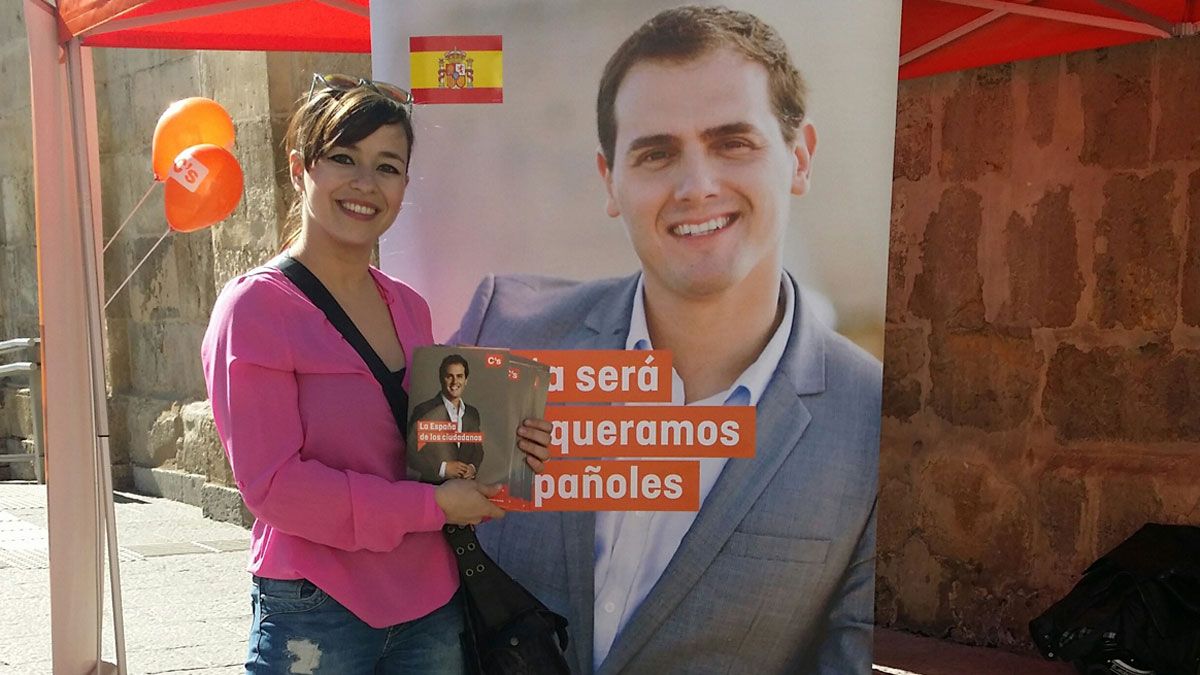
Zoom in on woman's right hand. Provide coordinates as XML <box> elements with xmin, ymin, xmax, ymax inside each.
<box><xmin>434</xmin><ymin>479</ymin><xmax>506</xmax><ymax>526</ymax></box>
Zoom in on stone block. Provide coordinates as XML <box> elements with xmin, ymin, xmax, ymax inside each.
<box><xmin>5</xmin><ymin>440</ymin><xmax>38</xmax><ymax>481</ymax></box>
<box><xmin>1095</xmin><ymin>475</ymin><xmax>1163</xmax><ymax>557</ymax></box>
<box><xmin>126</xmin><ymin>320</ymin><xmax>209</xmax><ymax>399</ymax></box>
<box><xmin>112</xmin><ymin>462</ymin><xmax>133</xmax><ymax>491</ymax></box>
<box><xmin>0</xmin><ymin>254</ymin><xmax>7</xmax><ymax>329</ymax></box>
<box><xmin>1067</xmin><ymin>44</ymin><xmax>1152</xmax><ymax>169</ymax></box>
<box><xmin>1</xmin><ymin>174</ymin><xmax>34</xmax><ymax>247</ymax></box>
<box><xmin>124</xmin><ymin>398</ymin><xmax>182</xmax><ymax>468</ymax></box>
<box><xmin>882</xmin><ymin>325</ymin><xmax>925</xmax><ymax>420</ymax></box>
<box><xmin>103</xmin><ymin>47</ymin><xmax>192</xmax><ymax>79</ymax></box>
<box><xmin>1</xmin><ymin>386</ymin><xmax>35</xmax><ymax>438</ymax></box>
<box><xmin>97</xmin><ymin>151</ymin><xmax>159</xmax><ymax>241</ymax></box>
<box><xmin>2</xmin><ymin>245</ymin><xmax>39</xmax><ymax>320</ymax></box>
<box><xmin>0</xmin><ymin>386</ymin><xmax>13</xmax><ymax>437</ymax></box>
<box><xmin>216</xmin><ymin>116</ymin><xmax>282</xmax><ymax>253</ymax></box>
<box><xmin>104</xmin><ymin>318</ymin><xmax>133</xmax><ymax>394</ymax></box>
<box><xmin>879</xmin><ymin>536</ymin><xmax>954</xmax><ymax>634</ymax></box>
<box><xmin>6</xmin><ymin>315</ymin><xmax>39</xmax><ymax>346</ymax></box>
<box><xmin>927</xmin><ymin>327</ymin><xmax>1040</xmax><ymax>431</ymax></box>
<box><xmin>939</xmin><ymin>66</ymin><xmax>1013</xmax><ymax>181</ymax></box>
<box><xmin>1182</xmin><ymin>169</ymin><xmax>1200</xmax><ymax>326</ymax></box>
<box><xmin>212</xmin><ymin>247</ymin><xmax>278</xmax><ymax>293</ymax></box>
<box><xmin>1034</xmin><ymin>470</ymin><xmax>1086</xmax><ymax>566</ymax></box>
<box><xmin>877</xmin><ymin>472</ymin><xmax>918</xmax><ymax>561</ymax></box>
<box><xmin>176</xmin><ymin>403</ymin><xmax>209</xmax><ymax>477</ymax></box>
<box><xmin>916</xmin><ymin>454</ymin><xmax>1032</xmax><ymax>571</ymax></box>
<box><xmin>201</xmin><ymin>482</ymin><xmax>254</xmax><ymax>528</ymax></box>
<box><xmin>0</xmin><ymin>3</ymin><xmax>26</xmax><ymax>44</ymax></box>
<box><xmin>132</xmin><ymin>465</ymin><xmax>203</xmax><ymax>507</ymax></box>
<box><xmin>123</xmin><ymin>231</ymin><xmax>182</xmax><ymax>324</ymax></box>
<box><xmin>1022</xmin><ymin>55</ymin><xmax>1060</xmax><ymax>147</ymax></box>
<box><xmin>129</xmin><ymin>59</ymin><xmax>203</xmax><ymax>138</ymax></box>
<box><xmin>1153</xmin><ymin>37</ymin><xmax>1200</xmax><ymax>162</ymax></box>
<box><xmin>887</xmin><ymin>187</ymin><xmax>914</xmax><ymax>324</ymax></box>
<box><xmin>1043</xmin><ymin>343</ymin><xmax>1200</xmax><ymax>442</ymax></box>
<box><xmin>266</xmin><ymin>51</ymin><xmax>372</xmax><ymax>103</ymax></box>
<box><xmin>893</xmin><ymin>81</ymin><xmax>932</xmax><ymax>182</ymax></box>
<box><xmin>202</xmin><ymin>52</ymin><xmax>270</xmax><ymax>121</ymax></box>
<box><xmin>180</xmin><ymin>399</ymin><xmax>228</xmax><ymax>484</ymax></box>
<box><xmin>999</xmin><ymin>186</ymin><xmax>1082</xmax><ymax>328</ymax></box>
<box><xmin>1091</xmin><ymin>170</ymin><xmax>1179</xmax><ymax>330</ymax></box>
<box><xmin>94</xmin><ymin>74</ymin><xmax>135</xmax><ymax>154</ymax></box>
<box><xmin>910</xmin><ymin>185</ymin><xmax>986</xmax><ymax>330</ymax></box>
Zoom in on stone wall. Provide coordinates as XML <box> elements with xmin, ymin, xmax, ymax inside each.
<box><xmin>0</xmin><ymin>0</ymin><xmax>368</xmax><ymax>515</ymax></box>
<box><xmin>0</xmin><ymin>3</ymin><xmax>40</xmax><ymax>475</ymax></box>
<box><xmin>99</xmin><ymin>48</ymin><xmax>368</xmax><ymax>521</ymax></box>
<box><xmin>879</xmin><ymin>36</ymin><xmax>1200</xmax><ymax>650</ymax></box>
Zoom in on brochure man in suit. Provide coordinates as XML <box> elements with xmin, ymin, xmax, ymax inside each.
<box><xmin>409</xmin><ymin>353</ymin><xmax>484</xmax><ymax>483</ymax></box>
<box><xmin>454</xmin><ymin>6</ymin><xmax>881</xmax><ymax>673</ymax></box>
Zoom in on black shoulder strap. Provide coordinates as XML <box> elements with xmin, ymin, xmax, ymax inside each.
<box><xmin>271</xmin><ymin>255</ymin><xmax>409</xmax><ymax>431</ymax></box>
<box><xmin>273</xmin><ymin>257</ymin><xmax>566</xmax><ymax>655</ymax></box>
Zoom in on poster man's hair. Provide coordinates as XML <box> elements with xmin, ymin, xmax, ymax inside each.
<box><xmin>439</xmin><ymin>354</ymin><xmax>470</xmax><ymax>379</ymax></box>
<box><xmin>596</xmin><ymin>5</ymin><xmax>807</xmax><ymax>167</ymax></box>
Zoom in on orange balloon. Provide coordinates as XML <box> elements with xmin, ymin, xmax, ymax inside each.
<box><xmin>152</xmin><ymin>97</ymin><xmax>235</xmax><ymax>181</ymax></box>
<box><xmin>164</xmin><ymin>144</ymin><xmax>244</xmax><ymax>233</ymax></box>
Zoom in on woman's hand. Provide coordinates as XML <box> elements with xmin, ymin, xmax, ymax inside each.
<box><xmin>517</xmin><ymin>418</ymin><xmax>553</xmax><ymax>473</ymax></box>
<box><xmin>434</xmin><ymin>479</ymin><xmax>505</xmax><ymax>526</ymax></box>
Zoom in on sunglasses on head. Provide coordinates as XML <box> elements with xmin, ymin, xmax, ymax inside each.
<box><xmin>307</xmin><ymin>73</ymin><xmax>414</xmax><ymax>116</ymax></box>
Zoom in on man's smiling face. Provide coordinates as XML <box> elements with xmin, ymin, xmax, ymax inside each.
<box><xmin>440</xmin><ymin>362</ymin><xmax>467</xmax><ymax>403</ymax></box>
<box><xmin>599</xmin><ymin>47</ymin><xmax>815</xmax><ymax>301</ymax></box>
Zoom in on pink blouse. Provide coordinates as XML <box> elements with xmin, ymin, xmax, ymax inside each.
<box><xmin>201</xmin><ymin>265</ymin><xmax>456</xmax><ymax>628</ymax></box>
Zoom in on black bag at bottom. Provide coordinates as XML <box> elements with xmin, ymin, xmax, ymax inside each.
<box><xmin>447</xmin><ymin>524</ymin><xmax>571</xmax><ymax>675</ymax></box>
<box><xmin>1030</xmin><ymin>523</ymin><xmax>1200</xmax><ymax>675</ymax></box>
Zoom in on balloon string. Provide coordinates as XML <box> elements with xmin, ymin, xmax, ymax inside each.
<box><xmin>103</xmin><ymin>182</ymin><xmax>159</xmax><ymax>253</ymax></box>
<box><xmin>104</xmin><ymin>227</ymin><xmax>172</xmax><ymax>310</ymax></box>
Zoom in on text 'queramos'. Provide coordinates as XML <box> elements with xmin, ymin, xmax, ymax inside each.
<box><xmin>482</xmin><ymin>349</ymin><xmax>756</xmax><ymax>512</ymax></box>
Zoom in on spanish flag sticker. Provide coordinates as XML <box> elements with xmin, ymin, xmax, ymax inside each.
<box><xmin>409</xmin><ymin>35</ymin><xmax>503</xmax><ymax>104</ymax></box>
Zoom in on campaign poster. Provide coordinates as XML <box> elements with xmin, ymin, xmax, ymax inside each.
<box><xmin>371</xmin><ymin>0</ymin><xmax>899</xmax><ymax>353</ymax></box>
<box><xmin>371</xmin><ymin>1</ymin><xmax>900</xmax><ymax>670</ymax></box>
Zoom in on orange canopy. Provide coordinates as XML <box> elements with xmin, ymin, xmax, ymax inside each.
<box><xmin>58</xmin><ymin>0</ymin><xmax>370</xmax><ymax>52</ymax></box>
<box><xmin>54</xmin><ymin>0</ymin><xmax>1199</xmax><ymax>77</ymax></box>
<box><xmin>900</xmin><ymin>0</ymin><xmax>1199</xmax><ymax>79</ymax></box>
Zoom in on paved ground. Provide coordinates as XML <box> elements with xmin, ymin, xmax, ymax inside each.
<box><xmin>0</xmin><ymin>482</ymin><xmax>249</xmax><ymax>674</ymax></box>
<box><xmin>0</xmin><ymin>480</ymin><xmax>1074</xmax><ymax>674</ymax></box>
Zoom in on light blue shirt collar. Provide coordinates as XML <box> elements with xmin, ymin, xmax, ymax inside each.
<box><xmin>624</xmin><ymin>272</ymin><xmax>795</xmax><ymax>407</ymax></box>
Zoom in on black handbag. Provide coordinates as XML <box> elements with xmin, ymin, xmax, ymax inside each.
<box><xmin>1030</xmin><ymin>523</ymin><xmax>1200</xmax><ymax>675</ymax></box>
<box><xmin>445</xmin><ymin>523</ymin><xmax>571</xmax><ymax>674</ymax></box>
<box><xmin>273</xmin><ymin>256</ymin><xmax>571</xmax><ymax>675</ymax></box>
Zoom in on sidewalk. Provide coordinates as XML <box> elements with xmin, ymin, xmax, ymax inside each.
<box><xmin>0</xmin><ymin>482</ymin><xmax>250</xmax><ymax>674</ymax></box>
<box><xmin>0</xmin><ymin>480</ymin><xmax>1074</xmax><ymax>674</ymax></box>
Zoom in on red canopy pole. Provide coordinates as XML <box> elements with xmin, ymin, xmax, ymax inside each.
<box><xmin>25</xmin><ymin>2</ymin><xmax>109</xmax><ymax>671</ymax></box>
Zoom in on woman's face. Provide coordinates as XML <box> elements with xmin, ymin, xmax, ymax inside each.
<box><xmin>290</xmin><ymin>122</ymin><xmax>410</xmax><ymax>252</ymax></box>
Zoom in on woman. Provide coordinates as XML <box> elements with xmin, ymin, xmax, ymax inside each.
<box><xmin>201</xmin><ymin>74</ymin><xmax>552</xmax><ymax>673</ymax></box>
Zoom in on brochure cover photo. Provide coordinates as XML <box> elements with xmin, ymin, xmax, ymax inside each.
<box><xmin>406</xmin><ymin>346</ymin><xmax>549</xmax><ymax>503</ymax></box>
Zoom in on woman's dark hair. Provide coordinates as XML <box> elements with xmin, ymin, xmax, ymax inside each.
<box><xmin>280</xmin><ymin>83</ymin><xmax>415</xmax><ymax>250</ymax></box>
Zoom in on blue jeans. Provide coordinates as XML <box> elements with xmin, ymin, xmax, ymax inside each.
<box><xmin>246</xmin><ymin>576</ymin><xmax>466</xmax><ymax>674</ymax></box>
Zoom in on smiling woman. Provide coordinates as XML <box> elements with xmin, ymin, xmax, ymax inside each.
<box><xmin>199</xmin><ymin>74</ymin><xmax>554</xmax><ymax>673</ymax></box>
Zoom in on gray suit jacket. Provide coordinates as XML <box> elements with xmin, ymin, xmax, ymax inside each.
<box><xmin>454</xmin><ymin>273</ymin><xmax>881</xmax><ymax>675</ymax></box>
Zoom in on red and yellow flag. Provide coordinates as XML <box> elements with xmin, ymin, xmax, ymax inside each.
<box><xmin>409</xmin><ymin>35</ymin><xmax>503</xmax><ymax>104</ymax></box>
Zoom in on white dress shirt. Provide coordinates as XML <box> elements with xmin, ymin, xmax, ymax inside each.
<box><xmin>591</xmin><ymin>274</ymin><xmax>795</xmax><ymax>670</ymax></box>
<box><xmin>438</xmin><ymin>395</ymin><xmax>466</xmax><ymax>479</ymax></box>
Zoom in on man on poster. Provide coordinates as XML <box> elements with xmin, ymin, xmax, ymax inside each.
<box><xmin>408</xmin><ymin>353</ymin><xmax>485</xmax><ymax>483</ymax></box>
<box><xmin>455</xmin><ymin>6</ymin><xmax>881</xmax><ymax>673</ymax></box>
